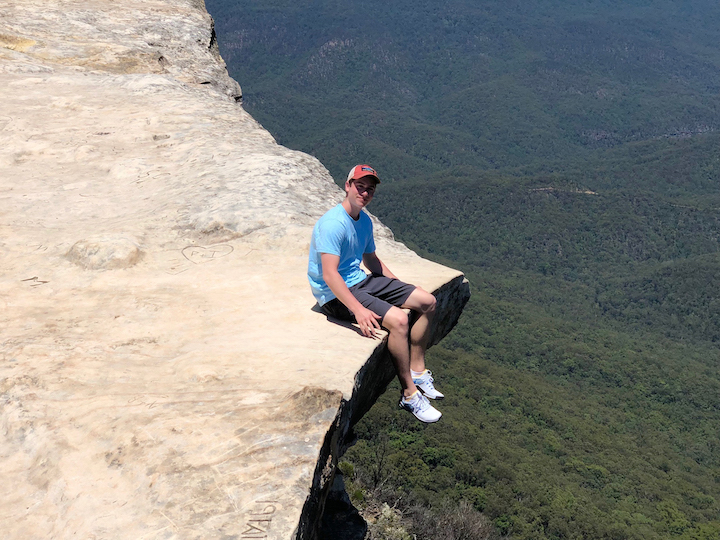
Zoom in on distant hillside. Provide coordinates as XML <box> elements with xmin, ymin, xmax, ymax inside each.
<box><xmin>206</xmin><ymin>0</ymin><xmax>720</xmax><ymax>183</ymax></box>
<box><xmin>206</xmin><ymin>1</ymin><xmax>720</xmax><ymax>538</ymax></box>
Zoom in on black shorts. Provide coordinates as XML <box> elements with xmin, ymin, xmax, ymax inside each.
<box><xmin>320</xmin><ymin>274</ymin><xmax>416</xmax><ymax>323</ymax></box>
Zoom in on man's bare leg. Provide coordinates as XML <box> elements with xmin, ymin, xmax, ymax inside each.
<box><xmin>402</xmin><ymin>288</ymin><xmax>437</xmax><ymax>373</ymax></box>
<box><xmin>384</xmin><ymin>300</ymin><xmax>443</xmax><ymax>422</ymax></box>
<box><xmin>381</xmin><ymin>307</ymin><xmax>416</xmax><ymax>398</ymax></box>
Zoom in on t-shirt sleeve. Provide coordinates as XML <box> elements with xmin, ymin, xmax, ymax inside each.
<box><xmin>314</xmin><ymin>219</ymin><xmax>345</xmax><ymax>256</ymax></box>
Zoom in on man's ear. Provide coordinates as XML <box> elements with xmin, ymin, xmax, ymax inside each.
<box><xmin>344</xmin><ymin>179</ymin><xmax>352</xmax><ymax>194</ymax></box>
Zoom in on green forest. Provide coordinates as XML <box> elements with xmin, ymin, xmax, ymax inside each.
<box><xmin>205</xmin><ymin>0</ymin><xmax>720</xmax><ymax>537</ymax></box>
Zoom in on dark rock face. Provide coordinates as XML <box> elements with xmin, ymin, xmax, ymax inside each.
<box><xmin>317</xmin><ymin>473</ymin><xmax>368</xmax><ymax>540</ymax></box>
<box><xmin>296</xmin><ymin>276</ymin><xmax>471</xmax><ymax>539</ymax></box>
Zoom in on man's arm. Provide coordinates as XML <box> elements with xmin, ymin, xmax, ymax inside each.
<box><xmin>363</xmin><ymin>252</ymin><xmax>398</xmax><ymax>280</ymax></box>
<box><xmin>321</xmin><ymin>253</ymin><xmax>382</xmax><ymax>338</ymax></box>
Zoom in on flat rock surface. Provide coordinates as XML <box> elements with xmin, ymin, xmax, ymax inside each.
<box><xmin>0</xmin><ymin>1</ymin><xmax>464</xmax><ymax>538</ymax></box>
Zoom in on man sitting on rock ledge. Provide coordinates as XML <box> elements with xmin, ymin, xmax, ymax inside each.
<box><xmin>308</xmin><ymin>164</ymin><xmax>444</xmax><ymax>423</ymax></box>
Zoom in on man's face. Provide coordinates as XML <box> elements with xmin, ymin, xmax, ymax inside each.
<box><xmin>346</xmin><ymin>177</ymin><xmax>377</xmax><ymax>208</ymax></box>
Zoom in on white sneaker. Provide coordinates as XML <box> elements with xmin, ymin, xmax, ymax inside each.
<box><xmin>413</xmin><ymin>370</ymin><xmax>444</xmax><ymax>400</ymax></box>
<box><xmin>399</xmin><ymin>391</ymin><xmax>442</xmax><ymax>423</ymax></box>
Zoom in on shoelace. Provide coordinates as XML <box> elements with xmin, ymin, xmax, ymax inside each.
<box><xmin>411</xmin><ymin>393</ymin><xmax>430</xmax><ymax>412</ymax></box>
<box><xmin>416</xmin><ymin>370</ymin><xmax>434</xmax><ymax>383</ymax></box>
<box><xmin>419</xmin><ymin>371</ymin><xmax>436</xmax><ymax>389</ymax></box>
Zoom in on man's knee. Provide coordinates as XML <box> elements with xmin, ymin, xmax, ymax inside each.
<box><xmin>425</xmin><ymin>293</ymin><xmax>437</xmax><ymax>314</ymax></box>
<box><xmin>383</xmin><ymin>307</ymin><xmax>409</xmax><ymax>334</ymax></box>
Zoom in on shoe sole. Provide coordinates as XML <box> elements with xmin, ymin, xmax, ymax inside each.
<box><xmin>416</xmin><ymin>387</ymin><xmax>444</xmax><ymax>400</ymax></box>
<box><xmin>413</xmin><ymin>377</ymin><xmax>444</xmax><ymax>399</ymax></box>
<box><xmin>399</xmin><ymin>403</ymin><xmax>442</xmax><ymax>423</ymax></box>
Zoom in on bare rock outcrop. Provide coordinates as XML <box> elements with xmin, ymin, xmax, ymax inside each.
<box><xmin>0</xmin><ymin>1</ymin><xmax>469</xmax><ymax>539</ymax></box>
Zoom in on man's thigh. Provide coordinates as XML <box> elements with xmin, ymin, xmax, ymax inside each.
<box><xmin>353</xmin><ymin>290</ymin><xmax>394</xmax><ymax>321</ymax></box>
<box><xmin>321</xmin><ymin>275</ymin><xmax>419</xmax><ymax>323</ymax></box>
<box><xmin>400</xmin><ymin>286</ymin><xmax>436</xmax><ymax>312</ymax></box>
<box><xmin>353</xmin><ymin>275</ymin><xmax>416</xmax><ymax>322</ymax></box>
<box><xmin>353</xmin><ymin>275</ymin><xmax>416</xmax><ymax>307</ymax></box>
<box><xmin>319</xmin><ymin>293</ymin><xmax>394</xmax><ymax>322</ymax></box>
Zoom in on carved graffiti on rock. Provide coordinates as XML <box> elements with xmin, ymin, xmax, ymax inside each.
<box><xmin>181</xmin><ymin>244</ymin><xmax>233</xmax><ymax>264</ymax></box>
<box><xmin>241</xmin><ymin>500</ymin><xmax>278</xmax><ymax>539</ymax></box>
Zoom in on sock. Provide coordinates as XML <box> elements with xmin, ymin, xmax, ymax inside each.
<box><xmin>411</xmin><ymin>369</ymin><xmax>426</xmax><ymax>379</ymax></box>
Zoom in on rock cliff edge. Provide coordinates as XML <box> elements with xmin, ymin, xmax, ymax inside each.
<box><xmin>0</xmin><ymin>1</ymin><xmax>470</xmax><ymax>538</ymax></box>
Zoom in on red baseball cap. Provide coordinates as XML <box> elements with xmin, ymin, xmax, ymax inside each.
<box><xmin>347</xmin><ymin>164</ymin><xmax>381</xmax><ymax>184</ymax></box>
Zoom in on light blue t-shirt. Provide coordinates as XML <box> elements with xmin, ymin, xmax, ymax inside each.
<box><xmin>308</xmin><ymin>204</ymin><xmax>376</xmax><ymax>306</ymax></box>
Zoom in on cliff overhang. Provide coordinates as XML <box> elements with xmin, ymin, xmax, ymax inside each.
<box><xmin>0</xmin><ymin>1</ymin><xmax>469</xmax><ymax>538</ymax></box>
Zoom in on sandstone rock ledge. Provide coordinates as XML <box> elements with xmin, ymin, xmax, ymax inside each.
<box><xmin>0</xmin><ymin>1</ymin><xmax>470</xmax><ymax>538</ymax></box>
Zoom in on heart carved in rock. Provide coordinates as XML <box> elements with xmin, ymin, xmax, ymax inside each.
<box><xmin>182</xmin><ymin>244</ymin><xmax>234</xmax><ymax>264</ymax></box>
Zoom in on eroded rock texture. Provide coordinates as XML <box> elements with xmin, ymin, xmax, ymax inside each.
<box><xmin>0</xmin><ymin>1</ymin><xmax>469</xmax><ymax>538</ymax></box>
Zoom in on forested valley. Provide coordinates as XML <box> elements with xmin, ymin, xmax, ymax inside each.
<box><xmin>204</xmin><ymin>0</ymin><xmax>720</xmax><ymax>538</ymax></box>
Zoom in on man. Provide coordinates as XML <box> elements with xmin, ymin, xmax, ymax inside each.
<box><xmin>308</xmin><ymin>164</ymin><xmax>444</xmax><ymax>423</ymax></box>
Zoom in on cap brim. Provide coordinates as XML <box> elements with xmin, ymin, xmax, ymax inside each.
<box><xmin>356</xmin><ymin>174</ymin><xmax>380</xmax><ymax>183</ymax></box>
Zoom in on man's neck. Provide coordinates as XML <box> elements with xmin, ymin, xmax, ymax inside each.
<box><xmin>341</xmin><ymin>199</ymin><xmax>361</xmax><ymax>220</ymax></box>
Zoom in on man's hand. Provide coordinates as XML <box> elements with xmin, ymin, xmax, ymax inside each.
<box><xmin>353</xmin><ymin>305</ymin><xmax>382</xmax><ymax>338</ymax></box>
